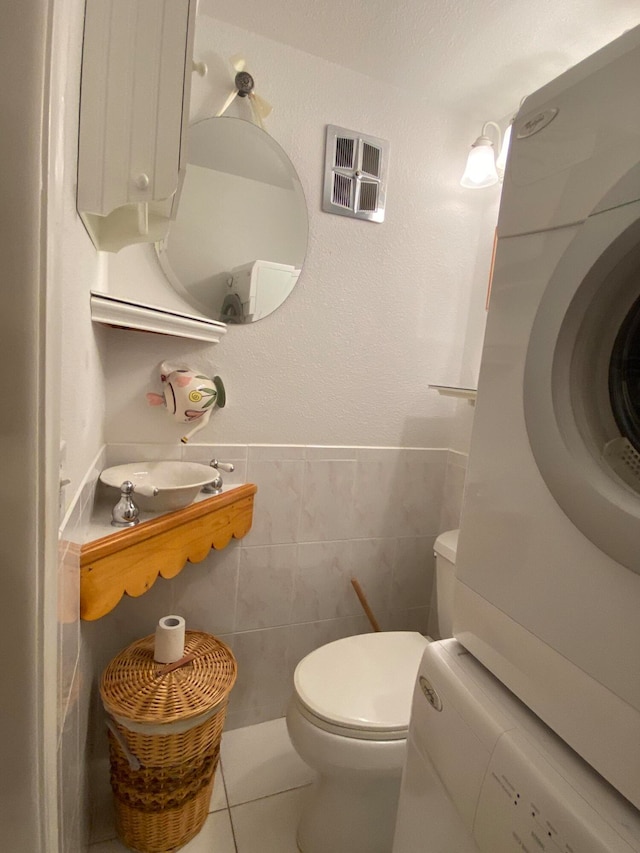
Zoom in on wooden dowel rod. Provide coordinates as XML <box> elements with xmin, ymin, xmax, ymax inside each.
<box><xmin>350</xmin><ymin>577</ymin><xmax>382</xmax><ymax>632</ymax></box>
<box><xmin>155</xmin><ymin>653</ymin><xmax>197</xmax><ymax>676</ymax></box>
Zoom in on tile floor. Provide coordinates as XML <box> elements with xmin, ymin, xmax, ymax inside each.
<box><xmin>89</xmin><ymin>718</ymin><xmax>316</xmax><ymax>853</ymax></box>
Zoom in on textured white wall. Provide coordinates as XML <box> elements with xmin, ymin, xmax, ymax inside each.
<box><xmin>203</xmin><ymin>0</ymin><xmax>640</xmax><ymax>123</ymax></box>
<box><xmin>58</xmin><ymin>0</ymin><xmax>107</xmax><ymax>503</ymax></box>
<box><xmin>103</xmin><ymin>15</ymin><xmax>495</xmax><ymax>449</ymax></box>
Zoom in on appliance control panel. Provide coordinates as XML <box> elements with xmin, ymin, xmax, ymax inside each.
<box><xmin>473</xmin><ymin>730</ymin><xmax>639</xmax><ymax>853</ymax></box>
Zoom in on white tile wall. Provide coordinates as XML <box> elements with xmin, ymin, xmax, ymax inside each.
<box><xmin>440</xmin><ymin>449</ymin><xmax>468</xmax><ymax>533</ymax></box>
<box><xmin>298</xmin><ymin>457</ymin><xmax>357</xmax><ymax>541</ymax></box>
<box><xmin>286</xmin><ymin>614</ymin><xmax>372</xmax><ymax>673</ymax></box>
<box><xmin>59</xmin><ymin>442</ymin><xmax>467</xmax><ymax>846</ymax></box>
<box><xmin>391</xmin><ymin>537</ymin><xmax>435</xmax><ymax>611</ymax></box>
<box><xmin>57</xmin><ymin>445</ymin><xmax>106</xmax><ymax>853</ymax></box>
<box><xmin>293</xmin><ymin>540</ymin><xmax>357</xmax><ymax>622</ymax></box>
<box><xmin>236</xmin><ymin>544</ymin><xmax>298</xmax><ymax>630</ymax></box>
<box><xmin>180</xmin><ymin>443</ymin><xmax>249</xmax><ymax>487</ymax></box>
<box><xmin>244</xmin><ymin>450</ymin><xmax>306</xmax><ymax>546</ymax></box>
<box><xmin>225</xmin><ymin>625</ymin><xmax>293</xmax><ymax>723</ymax></box>
<box><xmin>347</xmin><ymin>537</ymin><xmax>396</xmax><ymax>615</ymax></box>
<box><xmin>174</xmin><ymin>542</ymin><xmax>241</xmax><ymax>635</ymax></box>
<box><xmin>351</xmin><ymin>448</ymin><xmax>404</xmax><ymax>539</ymax></box>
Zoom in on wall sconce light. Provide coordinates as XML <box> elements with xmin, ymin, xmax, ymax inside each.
<box><xmin>460</xmin><ymin>121</ymin><xmax>502</xmax><ymax>189</ymax></box>
<box><xmin>495</xmin><ymin>97</ymin><xmax>526</xmax><ymax>175</ymax></box>
<box><xmin>495</xmin><ymin>120</ymin><xmax>512</xmax><ymax>173</ymax></box>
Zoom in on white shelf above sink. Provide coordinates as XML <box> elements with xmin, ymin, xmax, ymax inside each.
<box><xmin>429</xmin><ymin>384</ymin><xmax>477</xmax><ymax>404</ymax></box>
<box><xmin>90</xmin><ymin>292</ymin><xmax>227</xmax><ymax>343</ymax></box>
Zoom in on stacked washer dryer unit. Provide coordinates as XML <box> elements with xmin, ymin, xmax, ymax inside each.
<box><xmin>392</xmin><ymin>639</ymin><xmax>640</xmax><ymax>852</ymax></box>
<box><xmin>454</xmin><ymin>23</ymin><xmax>640</xmax><ymax>814</ymax></box>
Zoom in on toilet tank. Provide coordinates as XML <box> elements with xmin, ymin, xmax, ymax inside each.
<box><xmin>433</xmin><ymin>529</ymin><xmax>459</xmax><ymax>639</ymax></box>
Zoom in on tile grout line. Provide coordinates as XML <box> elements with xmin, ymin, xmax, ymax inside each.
<box><xmin>218</xmin><ymin>760</ymin><xmax>239</xmax><ymax>852</ymax></box>
<box><xmin>227</xmin><ymin>781</ymin><xmax>314</xmax><ymax>811</ymax></box>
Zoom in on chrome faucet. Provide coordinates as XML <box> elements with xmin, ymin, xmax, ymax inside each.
<box><xmin>111</xmin><ymin>480</ymin><xmax>159</xmax><ymax>527</ymax></box>
<box><xmin>202</xmin><ymin>459</ymin><xmax>235</xmax><ymax>495</ymax></box>
<box><xmin>111</xmin><ymin>481</ymin><xmax>140</xmax><ymax>527</ymax></box>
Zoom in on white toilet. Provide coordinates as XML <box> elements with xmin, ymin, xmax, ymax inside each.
<box><xmin>286</xmin><ymin>528</ymin><xmax>459</xmax><ymax>853</ymax></box>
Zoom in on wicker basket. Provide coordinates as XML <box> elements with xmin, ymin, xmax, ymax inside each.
<box><xmin>113</xmin><ymin>776</ymin><xmax>214</xmax><ymax>853</ymax></box>
<box><xmin>100</xmin><ymin>631</ymin><xmax>237</xmax><ymax>853</ymax></box>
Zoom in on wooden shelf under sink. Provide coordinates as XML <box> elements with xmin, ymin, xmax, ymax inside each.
<box><xmin>80</xmin><ymin>483</ymin><xmax>257</xmax><ymax>621</ymax></box>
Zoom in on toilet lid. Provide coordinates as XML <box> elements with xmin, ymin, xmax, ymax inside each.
<box><xmin>294</xmin><ymin>632</ymin><xmax>428</xmax><ymax>735</ymax></box>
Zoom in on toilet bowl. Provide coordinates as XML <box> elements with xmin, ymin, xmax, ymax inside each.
<box><xmin>286</xmin><ymin>529</ymin><xmax>460</xmax><ymax>853</ymax></box>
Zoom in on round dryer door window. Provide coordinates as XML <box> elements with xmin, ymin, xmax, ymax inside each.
<box><xmin>608</xmin><ymin>294</ymin><xmax>640</xmax><ymax>483</ymax></box>
<box><xmin>523</xmin><ymin>197</ymin><xmax>640</xmax><ymax>574</ymax></box>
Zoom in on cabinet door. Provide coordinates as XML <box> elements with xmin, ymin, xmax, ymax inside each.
<box><xmin>77</xmin><ymin>0</ymin><xmax>195</xmax><ymax>250</ymax></box>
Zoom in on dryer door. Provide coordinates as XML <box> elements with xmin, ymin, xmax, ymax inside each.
<box><xmin>524</xmin><ymin>195</ymin><xmax>640</xmax><ymax>573</ymax></box>
<box><xmin>454</xmin><ymin>189</ymin><xmax>640</xmax><ymax>810</ymax></box>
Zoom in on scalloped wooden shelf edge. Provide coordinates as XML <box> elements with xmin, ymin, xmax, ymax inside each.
<box><xmin>80</xmin><ymin>483</ymin><xmax>257</xmax><ymax>621</ymax></box>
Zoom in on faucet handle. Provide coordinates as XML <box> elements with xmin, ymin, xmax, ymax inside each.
<box><xmin>209</xmin><ymin>459</ymin><xmax>235</xmax><ymax>473</ymax></box>
<box><xmin>203</xmin><ymin>459</ymin><xmax>235</xmax><ymax>495</ymax></box>
<box><xmin>134</xmin><ymin>482</ymin><xmax>160</xmax><ymax>499</ymax></box>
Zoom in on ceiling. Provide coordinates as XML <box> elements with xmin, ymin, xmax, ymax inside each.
<box><xmin>199</xmin><ymin>0</ymin><xmax>639</xmax><ymax>119</ymax></box>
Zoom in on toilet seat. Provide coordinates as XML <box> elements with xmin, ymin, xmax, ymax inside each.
<box><xmin>293</xmin><ymin>632</ymin><xmax>428</xmax><ymax>741</ymax></box>
<box><xmin>293</xmin><ymin>698</ymin><xmax>407</xmax><ymax>741</ymax></box>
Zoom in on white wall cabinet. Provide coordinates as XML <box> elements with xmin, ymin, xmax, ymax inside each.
<box><xmin>77</xmin><ymin>0</ymin><xmax>196</xmax><ymax>253</ymax></box>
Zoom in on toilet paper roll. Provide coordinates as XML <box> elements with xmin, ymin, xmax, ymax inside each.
<box><xmin>154</xmin><ymin>615</ymin><xmax>186</xmax><ymax>663</ymax></box>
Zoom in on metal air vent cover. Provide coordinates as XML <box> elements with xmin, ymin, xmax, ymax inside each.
<box><xmin>322</xmin><ymin>125</ymin><xmax>389</xmax><ymax>223</ymax></box>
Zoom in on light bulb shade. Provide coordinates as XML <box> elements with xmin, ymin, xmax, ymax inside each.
<box><xmin>460</xmin><ymin>138</ymin><xmax>499</xmax><ymax>188</ymax></box>
<box><xmin>496</xmin><ymin>121</ymin><xmax>512</xmax><ymax>173</ymax></box>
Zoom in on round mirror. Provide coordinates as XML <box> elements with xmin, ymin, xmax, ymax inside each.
<box><xmin>156</xmin><ymin>117</ymin><xmax>308</xmax><ymax>324</ymax></box>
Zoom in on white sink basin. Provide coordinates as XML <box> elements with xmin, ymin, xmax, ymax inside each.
<box><xmin>100</xmin><ymin>461</ymin><xmax>215</xmax><ymax>512</ymax></box>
